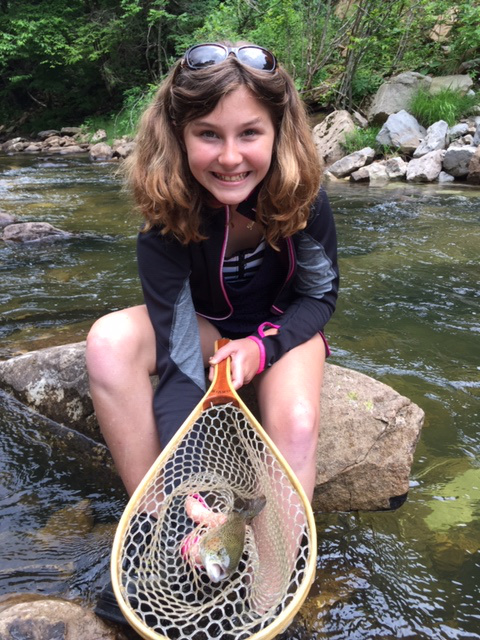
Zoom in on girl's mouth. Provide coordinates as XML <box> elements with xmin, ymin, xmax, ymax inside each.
<box><xmin>212</xmin><ymin>172</ymin><xmax>249</xmax><ymax>183</ymax></box>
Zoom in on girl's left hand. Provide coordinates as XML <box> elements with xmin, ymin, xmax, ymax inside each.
<box><xmin>208</xmin><ymin>338</ymin><xmax>261</xmax><ymax>389</ymax></box>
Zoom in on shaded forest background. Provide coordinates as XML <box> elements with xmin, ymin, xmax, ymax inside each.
<box><xmin>0</xmin><ymin>0</ymin><xmax>479</xmax><ymax>136</ymax></box>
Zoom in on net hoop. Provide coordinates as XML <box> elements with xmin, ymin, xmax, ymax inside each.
<box><xmin>111</xmin><ymin>341</ymin><xmax>317</xmax><ymax>640</ymax></box>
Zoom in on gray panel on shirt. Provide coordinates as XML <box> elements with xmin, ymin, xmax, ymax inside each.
<box><xmin>170</xmin><ymin>277</ymin><xmax>206</xmax><ymax>391</ymax></box>
<box><xmin>295</xmin><ymin>232</ymin><xmax>336</xmax><ymax>298</ymax></box>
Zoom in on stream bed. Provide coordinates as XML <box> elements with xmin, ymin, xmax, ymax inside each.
<box><xmin>0</xmin><ymin>154</ymin><xmax>479</xmax><ymax>639</ymax></box>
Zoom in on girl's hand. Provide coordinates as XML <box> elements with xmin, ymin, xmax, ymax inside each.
<box><xmin>208</xmin><ymin>338</ymin><xmax>261</xmax><ymax>389</ymax></box>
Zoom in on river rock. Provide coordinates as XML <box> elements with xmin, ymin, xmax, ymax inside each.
<box><xmin>376</xmin><ymin>110</ymin><xmax>426</xmax><ymax>154</ymax></box>
<box><xmin>406</xmin><ymin>149</ymin><xmax>445</xmax><ymax>182</ymax></box>
<box><xmin>449</xmin><ymin>123</ymin><xmax>469</xmax><ymax>140</ymax></box>
<box><xmin>90</xmin><ymin>142</ymin><xmax>113</xmax><ymax>161</ymax></box>
<box><xmin>61</xmin><ymin>127</ymin><xmax>83</xmax><ymax>136</ymax></box>
<box><xmin>59</xmin><ymin>145</ymin><xmax>85</xmax><ymax>155</ymax></box>
<box><xmin>0</xmin><ymin>341</ymin><xmax>424</xmax><ymax>512</ymax></box>
<box><xmin>313</xmin><ymin>364</ymin><xmax>424</xmax><ymax>512</ymax></box>
<box><xmin>413</xmin><ymin>120</ymin><xmax>449</xmax><ymax>157</ymax></box>
<box><xmin>2</xmin><ymin>137</ymin><xmax>29</xmax><ymax>153</ymax></box>
<box><xmin>473</xmin><ymin>123</ymin><xmax>480</xmax><ymax>146</ymax></box>
<box><xmin>327</xmin><ymin>147</ymin><xmax>375</xmax><ymax>178</ymax></box>
<box><xmin>112</xmin><ymin>140</ymin><xmax>136</xmax><ymax>159</ymax></box>
<box><xmin>429</xmin><ymin>74</ymin><xmax>474</xmax><ymax>95</ymax></box>
<box><xmin>383</xmin><ymin>156</ymin><xmax>408</xmax><ymax>179</ymax></box>
<box><xmin>438</xmin><ymin>170</ymin><xmax>455</xmax><ymax>183</ymax></box>
<box><xmin>0</xmin><ymin>342</ymin><xmax>97</xmax><ymax>439</ymax></box>
<box><xmin>312</xmin><ymin>110</ymin><xmax>356</xmax><ymax>166</ymax></box>
<box><xmin>350</xmin><ymin>157</ymin><xmax>408</xmax><ymax>183</ymax></box>
<box><xmin>1</xmin><ymin>222</ymin><xmax>72</xmax><ymax>242</ymax></box>
<box><xmin>24</xmin><ymin>143</ymin><xmax>43</xmax><ymax>153</ymax></box>
<box><xmin>37</xmin><ymin>129</ymin><xmax>61</xmax><ymax>140</ymax></box>
<box><xmin>350</xmin><ymin>161</ymin><xmax>389</xmax><ymax>183</ymax></box>
<box><xmin>442</xmin><ymin>144</ymin><xmax>477</xmax><ymax>177</ymax></box>
<box><xmin>0</xmin><ymin>210</ymin><xmax>17</xmax><ymax>228</ymax></box>
<box><xmin>0</xmin><ymin>597</ymin><xmax>127</xmax><ymax>640</ymax></box>
<box><xmin>367</xmin><ymin>72</ymin><xmax>431</xmax><ymax>124</ymax></box>
<box><xmin>467</xmin><ymin>147</ymin><xmax>480</xmax><ymax>184</ymax></box>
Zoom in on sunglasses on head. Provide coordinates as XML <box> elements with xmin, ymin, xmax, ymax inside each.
<box><xmin>182</xmin><ymin>43</ymin><xmax>277</xmax><ymax>73</ymax></box>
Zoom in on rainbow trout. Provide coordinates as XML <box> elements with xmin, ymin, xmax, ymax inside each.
<box><xmin>199</xmin><ymin>496</ymin><xmax>266</xmax><ymax>582</ymax></box>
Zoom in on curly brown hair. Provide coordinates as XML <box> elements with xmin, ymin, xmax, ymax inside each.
<box><xmin>125</xmin><ymin>46</ymin><xmax>323</xmax><ymax>247</ymax></box>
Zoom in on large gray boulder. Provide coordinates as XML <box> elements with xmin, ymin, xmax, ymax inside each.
<box><xmin>0</xmin><ymin>597</ymin><xmax>126</xmax><ymax>640</ymax></box>
<box><xmin>429</xmin><ymin>74</ymin><xmax>474</xmax><ymax>95</ymax></box>
<box><xmin>0</xmin><ymin>342</ymin><xmax>98</xmax><ymax>439</ymax></box>
<box><xmin>350</xmin><ymin>157</ymin><xmax>407</xmax><ymax>183</ymax></box>
<box><xmin>326</xmin><ymin>147</ymin><xmax>376</xmax><ymax>178</ymax></box>
<box><xmin>368</xmin><ymin>72</ymin><xmax>431</xmax><ymax>124</ymax></box>
<box><xmin>89</xmin><ymin>142</ymin><xmax>113</xmax><ymax>162</ymax></box>
<box><xmin>413</xmin><ymin>120</ymin><xmax>449</xmax><ymax>157</ymax></box>
<box><xmin>0</xmin><ymin>342</ymin><xmax>424</xmax><ymax>513</ymax></box>
<box><xmin>376</xmin><ymin>110</ymin><xmax>426</xmax><ymax>154</ymax></box>
<box><xmin>312</xmin><ymin>110</ymin><xmax>356</xmax><ymax>166</ymax></box>
<box><xmin>467</xmin><ymin>147</ymin><xmax>480</xmax><ymax>184</ymax></box>
<box><xmin>406</xmin><ymin>149</ymin><xmax>445</xmax><ymax>182</ymax></box>
<box><xmin>442</xmin><ymin>144</ymin><xmax>477</xmax><ymax>177</ymax></box>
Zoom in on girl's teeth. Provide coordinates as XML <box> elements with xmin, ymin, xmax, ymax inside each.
<box><xmin>214</xmin><ymin>173</ymin><xmax>247</xmax><ymax>182</ymax></box>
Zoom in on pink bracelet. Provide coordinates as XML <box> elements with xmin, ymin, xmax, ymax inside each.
<box><xmin>246</xmin><ymin>335</ymin><xmax>266</xmax><ymax>375</ymax></box>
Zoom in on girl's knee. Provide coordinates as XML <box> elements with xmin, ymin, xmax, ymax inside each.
<box><xmin>267</xmin><ymin>400</ymin><xmax>319</xmax><ymax>451</ymax></box>
<box><xmin>86</xmin><ymin>308</ymin><xmax>152</xmax><ymax>380</ymax></box>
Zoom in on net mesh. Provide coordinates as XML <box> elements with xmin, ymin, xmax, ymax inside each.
<box><xmin>115</xmin><ymin>403</ymin><xmax>313</xmax><ymax>640</ymax></box>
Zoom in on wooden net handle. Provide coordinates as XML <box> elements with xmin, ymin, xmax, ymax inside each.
<box><xmin>202</xmin><ymin>338</ymin><xmax>240</xmax><ymax>409</ymax></box>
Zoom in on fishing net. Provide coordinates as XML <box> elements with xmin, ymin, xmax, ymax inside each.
<box><xmin>112</xmin><ymin>401</ymin><xmax>316</xmax><ymax>640</ymax></box>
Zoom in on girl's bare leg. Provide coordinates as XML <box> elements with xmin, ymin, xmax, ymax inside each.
<box><xmin>253</xmin><ymin>333</ymin><xmax>326</xmax><ymax>501</ymax></box>
<box><xmin>86</xmin><ymin>308</ymin><xmax>221</xmax><ymax>496</ymax></box>
<box><xmin>250</xmin><ymin>334</ymin><xmax>325</xmax><ymax>612</ymax></box>
<box><xmin>86</xmin><ymin>305</ymin><xmax>159</xmax><ymax>497</ymax></box>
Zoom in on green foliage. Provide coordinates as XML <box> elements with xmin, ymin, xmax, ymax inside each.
<box><xmin>409</xmin><ymin>87</ymin><xmax>480</xmax><ymax>127</ymax></box>
<box><xmin>0</xmin><ymin>1</ymin><xmax>479</xmax><ymax>133</ymax></box>
<box><xmin>351</xmin><ymin>69</ymin><xmax>384</xmax><ymax>105</ymax></box>
<box><xmin>81</xmin><ymin>84</ymin><xmax>158</xmax><ymax>142</ymax></box>
<box><xmin>340</xmin><ymin>126</ymin><xmax>382</xmax><ymax>155</ymax></box>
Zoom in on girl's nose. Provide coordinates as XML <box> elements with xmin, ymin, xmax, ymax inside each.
<box><xmin>218</xmin><ymin>140</ymin><xmax>242</xmax><ymax>167</ymax></box>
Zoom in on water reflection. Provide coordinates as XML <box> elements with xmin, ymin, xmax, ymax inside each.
<box><xmin>1</xmin><ymin>156</ymin><xmax>479</xmax><ymax>638</ymax></box>
<box><xmin>0</xmin><ymin>390</ymin><xmax>125</xmax><ymax>604</ymax></box>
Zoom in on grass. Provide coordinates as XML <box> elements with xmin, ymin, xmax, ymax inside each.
<box><xmin>409</xmin><ymin>87</ymin><xmax>480</xmax><ymax>127</ymax></box>
<box><xmin>340</xmin><ymin>126</ymin><xmax>388</xmax><ymax>155</ymax></box>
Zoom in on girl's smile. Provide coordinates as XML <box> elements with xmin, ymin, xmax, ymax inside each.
<box><xmin>183</xmin><ymin>86</ymin><xmax>276</xmax><ymax>207</ymax></box>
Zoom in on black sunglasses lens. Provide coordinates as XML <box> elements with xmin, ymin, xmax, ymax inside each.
<box><xmin>186</xmin><ymin>45</ymin><xmax>226</xmax><ymax>69</ymax></box>
<box><xmin>238</xmin><ymin>47</ymin><xmax>276</xmax><ymax>71</ymax></box>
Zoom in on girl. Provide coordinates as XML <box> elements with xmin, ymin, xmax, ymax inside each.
<box><xmin>86</xmin><ymin>42</ymin><xmax>339</xmax><ymax>505</ymax></box>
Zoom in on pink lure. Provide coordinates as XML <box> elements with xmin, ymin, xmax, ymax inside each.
<box><xmin>181</xmin><ymin>494</ymin><xmax>228</xmax><ymax>567</ymax></box>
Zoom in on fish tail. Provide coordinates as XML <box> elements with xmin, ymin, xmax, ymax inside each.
<box><xmin>240</xmin><ymin>496</ymin><xmax>266</xmax><ymax>522</ymax></box>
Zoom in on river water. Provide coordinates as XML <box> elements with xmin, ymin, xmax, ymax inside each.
<box><xmin>0</xmin><ymin>154</ymin><xmax>479</xmax><ymax>639</ymax></box>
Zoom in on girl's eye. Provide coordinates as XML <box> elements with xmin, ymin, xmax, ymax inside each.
<box><xmin>200</xmin><ymin>130</ymin><xmax>218</xmax><ymax>139</ymax></box>
<box><xmin>243</xmin><ymin>129</ymin><xmax>259</xmax><ymax>137</ymax></box>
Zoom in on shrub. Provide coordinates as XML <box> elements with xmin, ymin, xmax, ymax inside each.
<box><xmin>409</xmin><ymin>87</ymin><xmax>480</xmax><ymax>127</ymax></box>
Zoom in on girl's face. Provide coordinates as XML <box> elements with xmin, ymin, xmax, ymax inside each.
<box><xmin>183</xmin><ymin>86</ymin><xmax>276</xmax><ymax>207</ymax></box>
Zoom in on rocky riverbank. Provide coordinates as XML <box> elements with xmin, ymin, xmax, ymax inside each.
<box><xmin>313</xmin><ymin>71</ymin><xmax>480</xmax><ymax>185</ymax></box>
<box><xmin>2</xmin><ymin>71</ymin><xmax>479</xmax><ymax>186</ymax></box>
<box><xmin>0</xmin><ymin>126</ymin><xmax>134</xmax><ymax>162</ymax></box>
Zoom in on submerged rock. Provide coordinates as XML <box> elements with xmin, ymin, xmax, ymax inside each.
<box><xmin>1</xmin><ymin>222</ymin><xmax>72</xmax><ymax>243</ymax></box>
<box><xmin>0</xmin><ymin>341</ymin><xmax>424</xmax><ymax>512</ymax></box>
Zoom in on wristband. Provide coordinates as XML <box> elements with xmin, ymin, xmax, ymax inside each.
<box><xmin>246</xmin><ymin>335</ymin><xmax>266</xmax><ymax>375</ymax></box>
